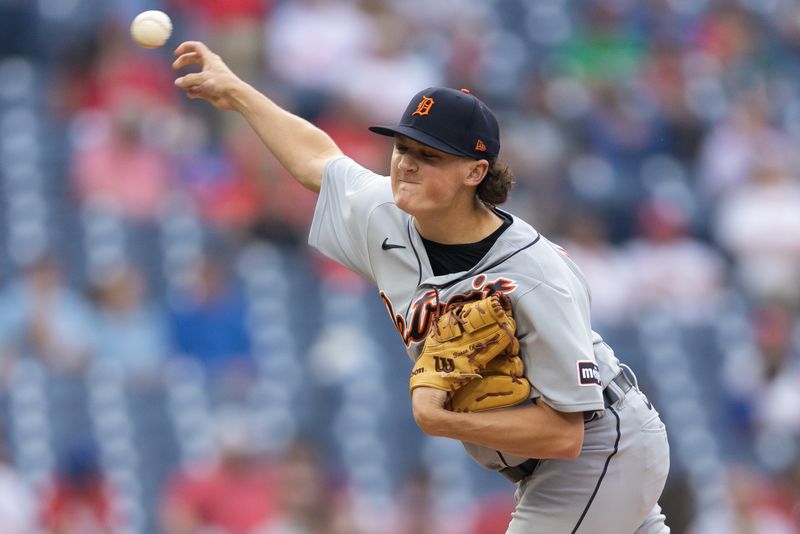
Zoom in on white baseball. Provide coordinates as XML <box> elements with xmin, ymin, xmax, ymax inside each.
<box><xmin>130</xmin><ymin>10</ymin><xmax>173</xmax><ymax>49</ymax></box>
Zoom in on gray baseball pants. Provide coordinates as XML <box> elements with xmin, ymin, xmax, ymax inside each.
<box><xmin>507</xmin><ymin>383</ymin><xmax>670</xmax><ymax>533</ymax></box>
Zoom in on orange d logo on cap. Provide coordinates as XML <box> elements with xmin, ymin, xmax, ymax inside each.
<box><xmin>411</xmin><ymin>96</ymin><xmax>435</xmax><ymax>116</ymax></box>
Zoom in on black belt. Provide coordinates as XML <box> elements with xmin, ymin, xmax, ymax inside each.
<box><xmin>499</xmin><ymin>458</ymin><xmax>539</xmax><ymax>483</ymax></box>
<box><xmin>603</xmin><ymin>367</ymin><xmax>635</xmax><ymax>407</ymax></box>
<box><xmin>499</xmin><ymin>369</ymin><xmax>635</xmax><ymax>484</ymax></box>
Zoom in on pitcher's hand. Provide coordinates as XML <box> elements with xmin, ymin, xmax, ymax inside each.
<box><xmin>173</xmin><ymin>41</ymin><xmax>243</xmax><ymax>110</ymax></box>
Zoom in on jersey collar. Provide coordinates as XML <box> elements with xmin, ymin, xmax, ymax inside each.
<box><xmin>408</xmin><ymin>209</ymin><xmax>540</xmax><ymax>288</ymax></box>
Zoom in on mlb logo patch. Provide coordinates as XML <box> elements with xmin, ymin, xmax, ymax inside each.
<box><xmin>577</xmin><ymin>361</ymin><xmax>602</xmax><ymax>387</ymax></box>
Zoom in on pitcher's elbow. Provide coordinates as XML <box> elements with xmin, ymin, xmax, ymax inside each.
<box><xmin>563</xmin><ymin>437</ymin><xmax>583</xmax><ymax>459</ymax></box>
<box><xmin>554</xmin><ymin>424</ymin><xmax>584</xmax><ymax>459</ymax></box>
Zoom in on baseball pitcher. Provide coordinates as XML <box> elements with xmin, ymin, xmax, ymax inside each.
<box><xmin>174</xmin><ymin>41</ymin><xmax>671</xmax><ymax>533</ymax></box>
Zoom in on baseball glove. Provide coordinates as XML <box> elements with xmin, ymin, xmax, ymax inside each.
<box><xmin>409</xmin><ymin>294</ymin><xmax>520</xmax><ymax>395</ymax></box>
<box><xmin>446</xmin><ymin>351</ymin><xmax>531</xmax><ymax>412</ymax></box>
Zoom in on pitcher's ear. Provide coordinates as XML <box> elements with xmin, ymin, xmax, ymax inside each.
<box><xmin>464</xmin><ymin>160</ymin><xmax>489</xmax><ymax>186</ymax></box>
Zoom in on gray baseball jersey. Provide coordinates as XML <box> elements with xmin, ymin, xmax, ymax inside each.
<box><xmin>309</xmin><ymin>157</ymin><xmax>670</xmax><ymax>532</ymax></box>
<box><xmin>309</xmin><ymin>156</ymin><xmax>621</xmax><ymax>465</ymax></box>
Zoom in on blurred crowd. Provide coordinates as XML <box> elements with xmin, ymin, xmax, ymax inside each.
<box><xmin>0</xmin><ymin>0</ymin><xmax>798</xmax><ymax>532</ymax></box>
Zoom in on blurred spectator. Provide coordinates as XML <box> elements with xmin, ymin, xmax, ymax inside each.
<box><xmin>265</xmin><ymin>0</ymin><xmax>376</xmax><ymax>118</ymax></box>
<box><xmin>168</xmin><ymin>256</ymin><xmax>252</xmax><ymax>397</ymax></box>
<box><xmin>559</xmin><ymin>2</ymin><xmax>646</xmax><ymax>84</ymax></box>
<box><xmin>93</xmin><ymin>22</ymin><xmax>177</xmax><ymax>113</ymax></box>
<box><xmin>259</xmin><ymin>441</ymin><xmax>357</xmax><ymax>534</ymax></box>
<box><xmin>557</xmin><ymin>208</ymin><xmax>634</xmax><ymax>326</ymax></box>
<box><xmin>169</xmin><ymin>0</ymin><xmax>270</xmax><ymax>136</ymax></box>
<box><xmin>49</xmin><ymin>19</ymin><xmax>176</xmax><ymax>118</ymax></box>
<box><xmin>694</xmin><ymin>5</ymin><xmax>758</xmax><ymax>70</ymax></box>
<box><xmin>88</xmin><ymin>265</ymin><xmax>169</xmax><ymax>381</ymax></box>
<box><xmin>722</xmin><ymin>302</ymin><xmax>800</xmax><ymax>447</ymax></box>
<box><xmin>180</xmin><ymin>123</ymin><xmax>316</xmax><ymax>243</ymax></box>
<box><xmin>40</xmin><ymin>443</ymin><xmax>120</xmax><ymax>534</ymax></box>
<box><xmin>582</xmin><ymin>83</ymin><xmax>667</xmax><ymax>176</ymax></box>
<box><xmin>0</xmin><ymin>431</ymin><xmax>36</xmax><ymax>534</ymax></box>
<box><xmin>169</xmin><ymin>0</ymin><xmax>269</xmax><ymax>72</ymax></box>
<box><xmin>179</xmin><ymin>141</ymin><xmax>261</xmax><ymax>235</ymax></box>
<box><xmin>339</xmin><ymin>2</ymin><xmax>442</xmax><ymax>123</ymax></box>
<box><xmin>639</xmin><ymin>39</ymin><xmax>705</xmax><ymax>163</ymax></box>
<box><xmin>315</xmin><ymin>101</ymin><xmax>392</xmax><ymax>174</ymax></box>
<box><xmin>70</xmin><ymin>103</ymin><xmax>175</xmax><ymax>222</ymax></box>
<box><xmin>160</xmin><ymin>407</ymin><xmax>281</xmax><ymax>534</ymax></box>
<box><xmin>0</xmin><ymin>255</ymin><xmax>96</xmax><ymax>379</ymax></box>
<box><xmin>387</xmin><ymin>470</ymin><xmax>439</xmax><ymax>534</ymax></box>
<box><xmin>713</xmin><ymin>151</ymin><xmax>800</xmax><ymax>305</ymax></box>
<box><xmin>622</xmin><ymin>199</ymin><xmax>726</xmax><ymax>323</ymax></box>
<box><xmin>689</xmin><ymin>465</ymin><xmax>798</xmax><ymax>534</ymax></box>
<box><xmin>169</xmin><ymin>0</ymin><xmax>268</xmax><ymax>27</ymax></box>
<box><xmin>468</xmin><ymin>491</ymin><xmax>516</xmax><ymax>534</ymax></box>
<box><xmin>498</xmin><ymin>102</ymin><xmax>570</xmax><ymax>230</ymax></box>
<box><xmin>698</xmin><ymin>92</ymin><xmax>792</xmax><ymax>199</ymax></box>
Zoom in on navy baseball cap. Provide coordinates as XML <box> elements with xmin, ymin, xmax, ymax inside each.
<box><xmin>369</xmin><ymin>87</ymin><xmax>500</xmax><ymax>160</ymax></box>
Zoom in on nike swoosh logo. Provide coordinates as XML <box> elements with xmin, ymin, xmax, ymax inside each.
<box><xmin>381</xmin><ymin>237</ymin><xmax>406</xmax><ymax>250</ymax></box>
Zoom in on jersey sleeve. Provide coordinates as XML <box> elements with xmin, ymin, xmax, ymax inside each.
<box><xmin>515</xmin><ymin>283</ymin><xmax>605</xmax><ymax>413</ymax></box>
<box><xmin>308</xmin><ymin>156</ymin><xmax>391</xmax><ymax>284</ymax></box>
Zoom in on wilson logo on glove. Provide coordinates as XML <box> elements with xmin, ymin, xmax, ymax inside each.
<box><xmin>433</xmin><ymin>356</ymin><xmax>455</xmax><ymax>373</ymax></box>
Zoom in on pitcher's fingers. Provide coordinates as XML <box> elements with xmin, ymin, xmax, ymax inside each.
<box><xmin>173</xmin><ymin>41</ymin><xmax>212</xmax><ymax>58</ymax></box>
<box><xmin>172</xmin><ymin>52</ymin><xmax>202</xmax><ymax>70</ymax></box>
<box><xmin>175</xmin><ymin>72</ymin><xmax>205</xmax><ymax>89</ymax></box>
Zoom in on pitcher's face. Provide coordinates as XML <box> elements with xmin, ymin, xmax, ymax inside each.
<box><xmin>390</xmin><ymin>136</ymin><xmax>484</xmax><ymax>218</ymax></box>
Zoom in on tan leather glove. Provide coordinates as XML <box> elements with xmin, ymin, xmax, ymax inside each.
<box><xmin>409</xmin><ymin>294</ymin><xmax>519</xmax><ymax>395</ymax></box>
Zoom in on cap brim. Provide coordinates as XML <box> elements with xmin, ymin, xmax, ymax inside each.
<box><xmin>368</xmin><ymin>125</ymin><xmax>469</xmax><ymax>157</ymax></box>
